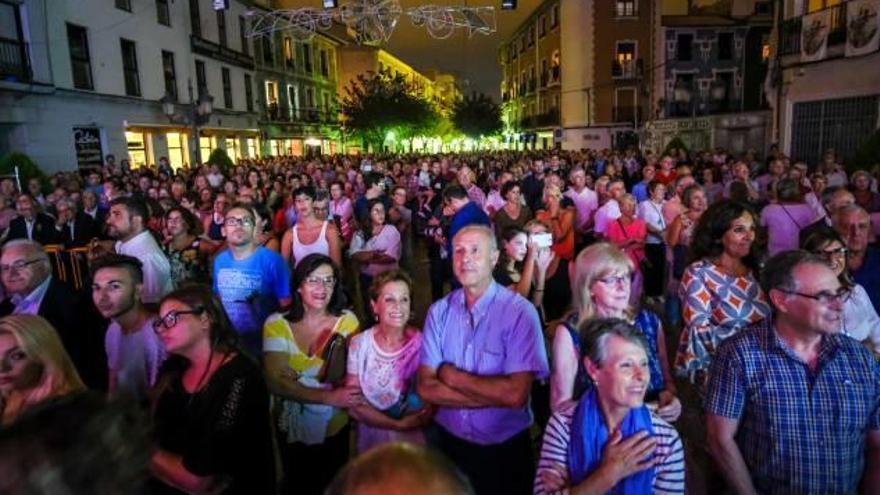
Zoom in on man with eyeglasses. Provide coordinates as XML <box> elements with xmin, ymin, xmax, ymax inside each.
<box><xmin>0</xmin><ymin>239</ymin><xmax>107</xmax><ymax>390</ymax></box>
<box><xmin>834</xmin><ymin>204</ymin><xmax>880</xmax><ymax>312</ymax></box>
<box><xmin>106</xmin><ymin>197</ymin><xmax>173</xmax><ymax>305</ymax></box>
<box><xmin>705</xmin><ymin>250</ymin><xmax>880</xmax><ymax>495</ymax></box>
<box><xmin>91</xmin><ymin>254</ymin><xmax>165</xmax><ymax>402</ymax></box>
<box><xmin>212</xmin><ymin>202</ymin><xmax>291</xmax><ymax>358</ymax></box>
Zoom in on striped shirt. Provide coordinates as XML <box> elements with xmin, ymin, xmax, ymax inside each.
<box><xmin>534</xmin><ymin>403</ymin><xmax>685</xmax><ymax>495</ymax></box>
<box><xmin>706</xmin><ymin>319</ymin><xmax>880</xmax><ymax>494</ymax></box>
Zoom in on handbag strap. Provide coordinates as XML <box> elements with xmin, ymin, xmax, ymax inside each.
<box><xmin>779</xmin><ymin>204</ymin><xmax>804</xmax><ymax>230</ymax></box>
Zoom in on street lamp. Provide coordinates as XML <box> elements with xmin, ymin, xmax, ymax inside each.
<box><xmin>160</xmin><ymin>79</ymin><xmax>214</xmax><ymax>167</ymax></box>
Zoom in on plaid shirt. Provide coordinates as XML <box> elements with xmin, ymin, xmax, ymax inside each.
<box><xmin>706</xmin><ymin>319</ymin><xmax>880</xmax><ymax>494</ymax></box>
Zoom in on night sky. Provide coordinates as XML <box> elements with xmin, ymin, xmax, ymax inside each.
<box><xmin>275</xmin><ymin>0</ymin><xmax>544</xmax><ymax>100</ymax></box>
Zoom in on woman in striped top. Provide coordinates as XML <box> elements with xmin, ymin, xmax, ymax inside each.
<box><xmin>535</xmin><ymin>318</ymin><xmax>685</xmax><ymax>495</ymax></box>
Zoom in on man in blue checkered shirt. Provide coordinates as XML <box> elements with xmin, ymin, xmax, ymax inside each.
<box><xmin>705</xmin><ymin>250</ymin><xmax>880</xmax><ymax>494</ymax></box>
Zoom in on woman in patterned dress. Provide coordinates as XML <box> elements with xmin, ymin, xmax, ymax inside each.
<box><xmin>162</xmin><ymin>207</ymin><xmax>215</xmax><ymax>285</ymax></box>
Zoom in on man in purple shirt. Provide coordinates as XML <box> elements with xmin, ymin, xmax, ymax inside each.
<box><xmin>418</xmin><ymin>224</ymin><xmax>549</xmax><ymax>495</ymax></box>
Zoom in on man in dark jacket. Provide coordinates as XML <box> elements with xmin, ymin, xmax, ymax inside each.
<box><xmin>5</xmin><ymin>193</ymin><xmax>61</xmax><ymax>245</ymax></box>
<box><xmin>53</xmin><ymin>198</ymin><xmax>98</xmax><ymax>248</ymax></box>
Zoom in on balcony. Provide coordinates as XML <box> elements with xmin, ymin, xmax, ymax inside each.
<box><xmin>0</xmin><ymin>37</ymin><xmax>31</xmax><ymax>82</ymax></box>
<box><xmin>612</xmin><ymin>59</ymin><xmax>643</xmax><ymax>80</ymax></box>
<box><xmin>527</xmin><ymin>77</ymin><xmax>537</xmax><ymax>93</ymax></box>
<box><xmin>550</xmin><ymin>66</ymin><xmax>560</xmax><ymax>84</ymax></box>
<box><xmin>613</xmin><ymin>106</ymin><xmax>641</xmax><ymax>124</ymax></box>
<box><xmin>779</xmin><ymin>2</ymin><xmax>847</xmax><ymax>56</ymax></box>
<box><xmin>265</xmin><ymin>104</ymin><xmax>338</xmax><ymax>125</ymax></box>
<box><xmin>534</xmin><ymin>108</ymin><xmax>560</xmax><ymax>127</ymax></box>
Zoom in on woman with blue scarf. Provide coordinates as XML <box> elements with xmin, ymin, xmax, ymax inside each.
<box><xmin>535</xmin><ymin>318</ymin><xmax>685</xmax><ymax>495</ymax></box>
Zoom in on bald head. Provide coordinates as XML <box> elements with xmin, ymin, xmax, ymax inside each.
<box><xmin>326</xmin><ymin>443</ymin><xmax>473</xmax><ymax>495</ymax></box>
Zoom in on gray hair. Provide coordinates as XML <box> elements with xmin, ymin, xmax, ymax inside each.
<box><xmin>578</xmin><ymin>317</ymin><xmax>648</xmax><ymax>366</ymax></box>
<box><xmin>2</xmin><ymin>239</ymin><xmax>50</xmax><ymax>265</ymax></box>
<box><xmin>452</xmin><ymin>224</ymin><xmax>497</xmax><ymax>252</ymax></box>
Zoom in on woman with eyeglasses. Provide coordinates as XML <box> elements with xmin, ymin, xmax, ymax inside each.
<box><xmin>802</xmin><ymin>229</ymin><xmax>880</xmax><ymax>353</ymax></box>
<box><xmin>262</xmin><ymin>253</ymin><xmax>361</xmax><ymax>495</ymax></box>
<box><xmin>345</xmin><ymin>270</ymin><xmax>433</xmax><ymax>453</ymax></box>
<box><xmin>280</xmin><ymin>186</ymin><xmax>343</xmax><ymax>269</ymax></box>
<box><xmin>0</xmin><ymin>315</ymin><xmax>86</xmax><ymax>425</ymax></box>
<box><xmin>162</xmin><ymin>206</ymin><xmax>215</xmax><ymax>285</ymax></box>
<box><xmin>349</xmin><ymin>198</ymin><xmax>401</xmax><ymax>327</ymax></box>
<box><xmin>149</xmin><ymin>286</ymin><xmax>275</xmax><ymax>495</ymax></box>
<box><xmin>675</xmin><ymin>200</ymin><xmax>770</xmax><ymax>389</ymax></box>
<box><xmin>550</xmin><ymin>243</ymin><xmax>680</xmax><ymax>423</ymax></box>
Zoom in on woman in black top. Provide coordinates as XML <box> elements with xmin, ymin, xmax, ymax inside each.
<box><xmin>149</xmin><ymin>286</ymin><xmax>276</xmax><ymax>495</ymax></box>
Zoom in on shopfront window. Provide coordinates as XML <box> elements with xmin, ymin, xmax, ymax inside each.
<box><xmin>166</xmin><ymin>132</ymin><xmax>187</xmax><ymax>169</ymax></box>
<box><xmin>225</xmin><ymin>138</ymin><xmax>240</xmax><ymax>163</ymax></box>
<box><xmin>199</xmin><ymin>136</ymin><xmax>216</xmax><ymax>164</ymax></box>
<box><xmin>246</xmin><ymin>138</ymin><xmax>258</xmax><ymax>158</ymax></box>
<box><xmin>125</xmin><ymin>131</ymin><xmax>150</xmax><ymax>168</ymax></box>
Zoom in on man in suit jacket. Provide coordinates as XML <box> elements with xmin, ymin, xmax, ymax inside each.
<box><xmin>5</xmin><ymin>193</ymin><xmax>61</xmax><ymax>245</ymax></box>
<box><xmin>54</xmin><ymin>198</ymin><xmax>98</xmax><ymax>248</ymax></box>
<box><xmin>0</xmin><ymin>239</ymin><xmax>107</xmax><ymax>390</ymax></box>
<box><xmin>81</xmin><ymin>190</ymin><xmax>107</xmax><ymax>235</ymax></box>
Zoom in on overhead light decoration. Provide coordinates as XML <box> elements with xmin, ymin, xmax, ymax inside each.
<box><xmin>246</xmin><ymin>0</ymin><xmax>496</xmax><ymax>44</ymax></box>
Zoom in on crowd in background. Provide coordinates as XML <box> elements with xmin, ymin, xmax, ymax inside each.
<box><xmin>0</xmin><ymin>145</ymin><xmax>878</xmax><ymax>495</ymax></box>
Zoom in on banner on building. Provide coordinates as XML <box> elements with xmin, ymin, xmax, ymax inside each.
<box><xmin>846</xmin><ymin>0</ymin><xmax>880</xmax><ymax>58</ymax></box>
<box><xmin>801</xmin><ymin>9</ymin><xmax>832</xmax><ymax>62</ymax></box>
<box><xmin>72</xmin><ymin>127</ymin><xmax>104</xmax><ymax>170</ymax></box>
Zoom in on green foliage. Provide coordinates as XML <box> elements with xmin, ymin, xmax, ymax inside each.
<box><xmin>849</xmin><ymin>129</ymin><xmax>880</xmax><ymax>173</ymax></box>
<box><xmin>207</xmin><ymin>148</ymin><xmax>234</xmax><ymax>171</ymax></box>
<box><xmin>341</xmin><ymin>69</ymin><xmax>440</xmax><ymax>151</ymax></box>
<box><xmin>0</xmin><ymin>151</ymin><xmax>46</xmax><ymax>191</ymax></box>
<box><xmin>663</xmin><ymin>136</ymin><xmax>690</xmax><ymax>157</ymax></box>
<box><xmin>452</xmin><ymin>92</ymin><xmax>502</xmax><ymax>139</ymax></box>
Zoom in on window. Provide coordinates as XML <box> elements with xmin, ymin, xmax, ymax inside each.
<box><xmin>761</xmin><ymin>34</ymin><xmax>771</xmax><ymax>62</ymax></box>
<box><xmin>199</xmin><ymin>136</ymin><xmax>215</xmax><ymax>164</ymax></box>
<box><xmin>551</xmin><ymin>50</ymin><xmax>561</xmax><ymax>82</ymax></box>
<box><xmin>120</xmin><ymin>38</ymin><xmax>140</xmax><ymax>96</ymax></box>
<box><xmin>156</xmin><ymin>0</ymin><xmax>170</xmax><ymax>27</ymax></box>
<box><xmin>288</xmin><ymin>84</ymin><xmax>298</xmax><ymax>119</ymax></box>
<box><xmin>807</xmin><ymin>0</ymin><xmax>842</xmax><ymax>13</ymax></box>
<box><xmin>244</xmin><ymin>74</ymin><xmax>254</xmax><ymax>112</ymax></box>
<box><xmin>225</xmin><ymin>138</ymin><xmax>240</xmax><ymax>163</ymax></box>
<box><xmin>125</xmin><ymin>131</ymin><xmax>150</xmax><ymax>168</ymax></box>
<box><xmin>615</xmin><ymin>0</ymin><xmax>637</xmax><ymax>17</ymax></box>
<box><xmin>162</xmin><ymin>50</ymin><xmax>177</xmax><ymax>100</ymax></box>
<box><xmin>303</xmin><ymin>43</ymin><xmax>313</xmax><ymax>72</ymax></box>
<box><xmin>677</xmin><ymin>33</ymin><xmax>693</xmax><ymax>61</ymax></box>
<box><xmin>266</xmin><ymin>80</ymin><xmax>279</xmax><ymax>106</ymax></box>
<box><xmin>717</xmin><ymin>32</ymin><xmax>734</xmax><ymax>60</ymax></box>
<box><xmin>195</xmin><ymin>60</ymin><xmax>207</xmax><ymax>97</ymax></box>
<box><xmin>615</xmin><ymin>41</ymin><xmax>637</xmax><ymax>78</ymax></box>
<box><xmin>246</xmin><ymin>138</ymin><xmax>258</xmax><ymax>158</ymax></box>
<box><xmin>115</xmin><ymin>0</ymin><xmax>131</xmax><ymax>12</ymax></box>
<box><xmin>320</xmin><ymin>50</ymin><xmax>328</xmax><ymax>77</ymax></box>
<box><xmin>166</xmin><ymin>132</ymin><xmax>187</xmax><ymax>169</ymax></box>
<box><xmin>284</xmin><ymin>37</ymin><xmax>294</xmax><ymax>67</ymax></box>
<box><xmin>217</xmin><ymin>10</ymin><xmax>227</xmax><ymax>47</ymax></box>
<box><xmin>550</xmin><ymin>5</ymin><xmax>559</xmax><ymax>27</ymax></box>
<box><xmin>222</xmin><ymin>67</ymin><xmax>232</xmax><ymax>109</ymax></box>
<box><xmin>66</xmin><ymin>24</ymin><xmax>93</xmax><ymax>90</ymax></box>
<box><xmin>189</xmin><ymin>0</ymin><xmax>201</xmax><ymax>36</ymax></box>
<box><xmin>261</xmin><ymin>36</ymin><xmax>273</xmax><ymax>65</ymax></box>
<box><xmin>539</xmin><ymin>15</ymin><xmax>546</xmax><ymax>36</ymax></box>
<box><xmin>239</xmin><ymin>16</ymin><xmax>249</xmax><ymax>55</ymax></box>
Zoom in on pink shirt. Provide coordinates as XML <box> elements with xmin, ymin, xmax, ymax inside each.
<box><xmin>760</xmin><ymin>203</ymin><xmax>818</xmax><ymax>256</ymax></box>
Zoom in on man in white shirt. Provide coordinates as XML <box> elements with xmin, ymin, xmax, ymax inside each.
<box><xmin>106</xmin><ymin>197</ymin><xmax>173</xmax><ymax>304</ymax></box>
<box><xmin>592</xmin><ymin>179</ymin><xmax>625</xmax><ymax>238</ymax></box>
<box><xmin>564</xmin><ymin>167</ymin><xmax>598</xmax><ymax>246</ymax></box>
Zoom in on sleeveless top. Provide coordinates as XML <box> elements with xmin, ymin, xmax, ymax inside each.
<box><xmin>292</xmin><ymin>220</ymin><xmax>330</xmax><ymax>267</ymax></box>
<box><xmin>208</xmin><ymin>215</ymin><xmax>224</xmax><ymax>241</ymax></box>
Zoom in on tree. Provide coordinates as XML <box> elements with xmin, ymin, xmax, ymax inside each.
<box><xmin>663</xmin><ymin>136</ymin><xmax>690</xmax><ymax>157</ymax></box>
<box><xmin>207</xmin><ymin>148</ymin><xmax>234</xmax><ymax>172</ymax></box>
<box><xmin>0</xmin><ymin>151</ymin><xmax>46</xmax><ymax>191</ymax></box>
<box><xmin>849</xmin><ymin>129</ymin><xmax>880</xmax><ymax>173</ymax></box>
<box><xmin>341</xmin><ymin>69</ymin><xmax>439</xmax><ymax>152</ymax></box>
<box><xmin>451</xmin><ymin>92</ymin><xmax>502</xmax><ymax>139</ymax></box>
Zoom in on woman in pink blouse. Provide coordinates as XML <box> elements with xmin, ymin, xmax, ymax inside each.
<box><xmin>607</xmin><ymin>194</ymin><xmax>647</xmax><ymax>303</ymax></box>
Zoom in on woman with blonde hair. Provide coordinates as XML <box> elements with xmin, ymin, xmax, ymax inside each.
<box><xmin>0</xmin><ymin>314</ymin><xmax>85</xmax><ymax>425</ymax></box>
<box><xmin>550</xmin><ymin>243</ymin><xmax>679</xmax><ymax>421</ymax></box>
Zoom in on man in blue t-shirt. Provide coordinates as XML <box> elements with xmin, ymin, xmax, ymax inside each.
<box><xmin>213</xmin><ymin>203</ymin><xmax>291</xmax><ymax>357</ymax></box>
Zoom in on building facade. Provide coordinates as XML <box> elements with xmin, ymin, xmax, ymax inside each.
<box><xmin>773</xmin><ymin>0</ymin><xmax>880</xmax><ymax>166</ymax></box>
<box><xmin>499</xmin><ymin>0</ymin><xmax>657</xmax><ymax>151</ymax></box>
<box><xmin>644</xmin><ymin>0</ymin><xmax>774</xmax><ymax>155</ymax></box>
<box><xmin>0</xmin><ymin>0</ymin><xmax>261</xmax><ymax>172</ymax></box>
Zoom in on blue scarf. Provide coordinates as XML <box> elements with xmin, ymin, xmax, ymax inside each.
<box><xmin>567</xmin><ymin>388</ymin><xmax>655</xmax><ymax>494</ymax></box>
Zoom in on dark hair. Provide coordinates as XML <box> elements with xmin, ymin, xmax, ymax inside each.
<box><xmin>820</xmin><ymin>184</ymin><xmax>847</xmax><ymax>207</ymax></box>
<box><xmin>109</xmin><ymin>197</ymin><xmax>149</xmax><ymax>224</ymax></box>
<box><xmin>760</xmin><ymin>250</ymin><xmax>829</xmax><ymax>304</ymax></box>
<box><xmin>286</xmin><ymin>254</ymin><xmax>348</xmax><ymax>323</ymax></box>
<box><xmin>89</xmin><ymin>253</ymin><xmax>144</xmax><ymax>284</ymax></box>
<box><xmin>158</xmin><ymin>285</ymin><xmax>240</xmax><ymax>353</ymax></box>
<box><xmin>442</xmin><ymin>184</ymin><xmax>468</xmax><ymax>202</ymax></box>
<box><xmin>292</xmin><ymin>185</ymin><xmax>317</xmax><ymax>201</ymax></box>
<box><xmin>164</xmin><ymin>206</ymin><xmax>202</xmax><ymax>236</ymax></box>
<box><xmin>250</xmin><ymin>202</ymin><xmax>273</xmax><ymax>233</ymax></box>
<box><xmin>578</xmin><ymin>317</ymin><xmax>649</xmax><ymax>365</ymax></box>
<box><xmin>727</xmin><ymin>181</ymin><xmax>751</xmax><ymax>203</ymax></box>
<box><xmin>497</xmin><ymin>226</ymin><xmax>526</xmax><ymax>268</ymax></box>
<box><xmin>369</xmin><ymin>269</ymin><xmax>413</xmax><ymax>303</ymax></box>
<box><xmin>681</xmin><ymin>184</ymin><xmax>704</xmax><ymax>209</ymax></box>
<box><xmin>225</xmin><ymin>201</ymin><xmax>256</xmax><ymax>221</ymax></box>
<box><xmin>688</xmin><ymin>200</ymin><xmax>762</xmax><ymax>271</ymax></box>
<box><xmin>359</xmin><ymin>198</ymin><xmax>388</xmax><ymax>243</ymax></box>
<box><xmin>500</xmin><ymin>180</ymin><xmax>521</xmax><ymax>200</ymax></box>
<box><xmin>774</xmin><ymin>178</ymin><xmax>803</xmax><ymax>203</ymax></box>
<box><xmin>800</xmin><ymin>227</ymin><xmax>853</xmax><ymax>288</ymax></box>
<box><xmin>647</xmin><ymin>180</ymin><xmax>665</xmax><ymax>195</ymax></box>
<box><xmin>365</xmin><ymin>172</ymin><xmax>385</xmax><ymax>190</ymax></box>
<box><xmin>326</xmin><ymin>443</ymin><xmax>474</xmax><ymax>495</ymax></box>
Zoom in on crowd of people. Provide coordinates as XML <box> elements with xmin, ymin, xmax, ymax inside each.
<box><xmin>0</xmin><ymin>146</ymin><xmax>878</xmax><ymax>495</ymax></box>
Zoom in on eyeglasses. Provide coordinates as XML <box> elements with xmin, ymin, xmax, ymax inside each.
<box><xmin>304</xmin><ymin>275</ymin><xmax>336</xmax><ymax>287</ymax></box>
<box><xmin>779</xmin><ymin>288</ymin><xmax>852</xmax><ymax>305</ymax></box>
<box><xmin>0</xmin><ymin>259</ymin><xmax>43</xmax><ymax>274</ymax></box>
<box><xmin>596</xmin><ymin>274</ymin><xmax>631</xmax><ymax>286</ymax></box>
<box><xmin>224</xmin><ymin>216</ymin><xmax>254</xmax><ymax>227</ymax></box>
<box><xmin>153</xmin><ymin>308</ymin><xmax>204</xmax><ymax>333</ymax></box>
<box><xmin>815</xmin><ymin>247</ymin><xmax>848</xmax><ymax>259</ymax></box>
